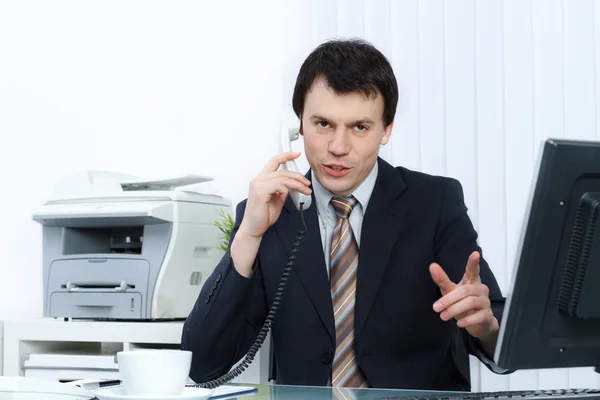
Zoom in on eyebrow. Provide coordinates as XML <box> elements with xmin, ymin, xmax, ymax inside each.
<box><xmin>308</xmin><ymin>114</ymin><xmax>376</xmax><ymax>126</ymax></box>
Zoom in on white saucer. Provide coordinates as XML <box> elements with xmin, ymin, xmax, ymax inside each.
<box><xmin>94</xmin><ymin>387</ymin><xmax>214</xmax><ymax>400</ymax></box>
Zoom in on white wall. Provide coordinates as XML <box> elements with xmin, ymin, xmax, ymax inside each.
<box><xmin>0</xmin><ymin>0</ymin><xmax>286</xmax><ymax>319</ymax></box>
<box><xmin>1</xmin><ymin>0</ymin><xmax>599</xmax><ymax>392</ymax></box>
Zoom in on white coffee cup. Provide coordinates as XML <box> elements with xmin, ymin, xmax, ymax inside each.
<box><xmin>116</xmin><ymin>349</ymin><xmax>192</xmax><ymax>396</ymax></box>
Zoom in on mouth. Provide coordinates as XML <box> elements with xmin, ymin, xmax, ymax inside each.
<box><xmin>323</xmin><ymin>163</ymin><xmax>352</xmax><ymax>177</ymax></box>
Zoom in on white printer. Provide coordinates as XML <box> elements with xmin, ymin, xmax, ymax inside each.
<box><xmin>32</xmin><ymin>171</ymin><xmax>232</xmax><ymax>320</ymax></box>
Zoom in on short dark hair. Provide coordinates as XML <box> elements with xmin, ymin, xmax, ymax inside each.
<box><xmin>292</xmin><ymin>38</ymin><xmax>398</xmax><ymax>126</ymax></box>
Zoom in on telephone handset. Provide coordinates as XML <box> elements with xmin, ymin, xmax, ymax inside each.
<box><xmin>279</xmin><ymin>105</ymin><xmax>312</xmax><ymax>211</ymax></box>
<box><xmin>190</xmin><ymin>106</ymin><xmax>310</xmax><ymax>390</ymax></box>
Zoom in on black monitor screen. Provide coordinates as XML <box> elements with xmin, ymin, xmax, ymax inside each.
<box><xmin>495</xmin><ymin>138</ymin><xmax>600</xmax><ymax>371</ymax></box>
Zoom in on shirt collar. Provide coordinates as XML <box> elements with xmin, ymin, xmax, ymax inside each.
<box><xmin>311</xmin><ymin>160</ymin><xmax>379</xmax><ymax>219</ymax></box>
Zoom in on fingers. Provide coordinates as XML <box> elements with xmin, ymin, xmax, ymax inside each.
<box><xmin>263</xmin><ymin>152</ymin><xmax>302</xmax><ymax>173</ymax></box>
<box><xmin>272</xmin><ymin>178</ymin><xmax>309</xmax><ymax>195</ymax></box>
<box><xmin>455</xmin><ymin>308</ymin><xmax>494</xmax><ymax>329</ymax></box>
<box><xmin>261</xmin><ymin>177</ymin><xmax>312</xmax><ymax>197</ymax></box>
<box><xmin>253</xmin><ymin>170</ymin><xmax>310</xmax><ymax>190</ymax></box>
<box><xmin>250</xmin><ymin>170</ymin><xmax>311</xmax><ymax>200</ymax></box>
<box><xmin>462</xmin><ymin>252</ymin><xmax>481</xmax><ymax>284</ymax></box>
<box><xmin>429</xmin><ymin>263</ymin><xmax>456</xmax><ymax>296</ymax></box>
<box><xmin>433</xmin><ymin>283</ymin><xmax>489</xmax><ymax>313</ymax></box>
<box><xmin>265</xmin><ymin>170</ymin><xmax>311</xmax><ymax>185</ymax></box>
<box><xmin>439</xmin><ymin>294</ymin><xmax>490</xmax><ymax>322</ymax></box>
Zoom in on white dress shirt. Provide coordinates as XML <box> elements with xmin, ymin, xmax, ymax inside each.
<box><xmin>311</xmin><ymin>161</ymin><xmax>379</xmax><ymax>277</ymax></box>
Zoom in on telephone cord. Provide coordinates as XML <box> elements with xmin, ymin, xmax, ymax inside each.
<box><xmin>191</xmin><ymin>205</ymin><xmax>308</xmax><ymax>390</ymax></box>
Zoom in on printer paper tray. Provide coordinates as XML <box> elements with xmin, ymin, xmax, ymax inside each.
<box><xmin>50</xmin><ymin>292</ymin><xmax>142</xmax><ymax>319</ymax></box>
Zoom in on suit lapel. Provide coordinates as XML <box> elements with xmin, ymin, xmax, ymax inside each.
<box><xmin>273</xmin><ymin>159</ymin><xmax>410</xmax><ymax>346</ymax></box>
<box><xmin>275</xmin><ymin>182</ymin><xmax>335</xmax><ymax>346</ymax></box>
<box><xmin>355</xmin><ymin>158</ymin><xmax>409</xmax><ymax>341</ymax></box>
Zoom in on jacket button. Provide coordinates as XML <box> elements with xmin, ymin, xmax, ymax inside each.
<box><xmin>321</xmin><ymin>353</ymin><xmax>333</xmax><ymax>365</ymax></box>
<box><xmin>205</xmin><ymin>294</ymin><xmax>211</xmax><ymax>303</ymax></box>
<box><xmin>216</xmin><ymin>272</ymin><xmax>222</xmax><ymax>282</ymax></box>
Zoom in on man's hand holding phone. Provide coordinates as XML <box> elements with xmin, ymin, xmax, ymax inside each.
<box><xmin>231</xmin><ymin>152</ymin><xmax>312</xmax><ymax>278</ymax></box>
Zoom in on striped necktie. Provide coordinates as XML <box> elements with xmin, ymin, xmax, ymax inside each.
<box><xmin>329</xmin><ymin>195</ymin><xmax>368</xmax><ymax>388</ymax></box>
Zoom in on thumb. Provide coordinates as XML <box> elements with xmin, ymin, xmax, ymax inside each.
<box><xmin>429</xmin><ymin>263</ymin><xmax>456</xmax><ymax>295</ymax></box>
<box><xmin>278</xmin><ymin>191</ymin><xmax>288</xmax><ymax>203</ymax></box>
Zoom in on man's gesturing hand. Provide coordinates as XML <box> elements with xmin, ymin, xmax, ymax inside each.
<box><xmin>429</xmin><ymin>252</ymin><xmax>499</xmax><ymax>341</ymax></box>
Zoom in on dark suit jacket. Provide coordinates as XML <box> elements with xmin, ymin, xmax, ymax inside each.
<box><xmin>181</xmin><ymin>157</ymin><xmax>506</xmax><ymax>391</ymax></box>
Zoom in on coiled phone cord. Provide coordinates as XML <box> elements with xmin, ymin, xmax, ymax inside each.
<box><xmin>192</xmin><ymin>205</ymin><xmax>308</xmax><ymax>390</ymax></box>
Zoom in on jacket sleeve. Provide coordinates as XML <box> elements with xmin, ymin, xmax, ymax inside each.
<box><xmin>180</xmin><ymin>199</ymin><xmax>269</xmax><ymax>384</ymax></box>
<box><xmin>433</xmin><ymin>178</ymin><xmax>511</xmax><ymax>375</ymax></box>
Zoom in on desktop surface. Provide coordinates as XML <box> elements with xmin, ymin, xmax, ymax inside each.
<box><xmin>199</xmin><ymin>384</ymin><xmax>600</xmax><ymax>400</ymax></box>
<box><xmin>253</xmin><ymin>383</ymin><xmax>450</xmax><ymax>399</ymax></box>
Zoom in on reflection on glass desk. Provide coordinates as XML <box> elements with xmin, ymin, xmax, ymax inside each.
<box><xmin>218</xmin><ymin>384</ymin><xmax>600</xmax><ymax>400</ymax></box>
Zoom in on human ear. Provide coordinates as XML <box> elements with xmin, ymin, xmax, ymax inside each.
<box><xmin>381</xmin><ymin>120</ymin><xmax>394</xmax><ymax>145</ymax></box>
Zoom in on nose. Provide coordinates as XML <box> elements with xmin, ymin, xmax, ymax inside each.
<box><xmin>328</xmin><ymin>130</ymin><xmax>350</xmax><ymax>156</ymax></box>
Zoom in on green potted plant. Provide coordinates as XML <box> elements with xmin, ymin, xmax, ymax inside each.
<box><xmin>214</xmin><ymin>209</ymin><xmax>235</xmax><ymax>252</ymax></box>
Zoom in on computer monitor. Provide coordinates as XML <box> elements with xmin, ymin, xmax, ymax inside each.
<box><xmin>495</xmin><ymin>138</ymin><xmax>600</xmax><ymax>373</ymax></box>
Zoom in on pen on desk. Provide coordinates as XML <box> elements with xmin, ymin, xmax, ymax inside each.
<box><xmin>98</xmin><ymin>380</ymin><xmax>122</xmax><ymax>388</ymax></box>
<box><xmin>73</xmin><ymin>379</ymin><xmax>122</xmax><ymax>390</ymax></box>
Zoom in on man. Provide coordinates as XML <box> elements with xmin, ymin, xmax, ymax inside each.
<box><xmin>181</xmin><ymin>38</ymin><xmax>507</xmax><ymax>391</ymax></box>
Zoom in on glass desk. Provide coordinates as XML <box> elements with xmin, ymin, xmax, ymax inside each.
<box><xmin>208</xmin><ymin>384</ymin><xmax>600</xmax><ymax>400</ymax></box>
<box><xmin>213</xmin><ymin>384</ymin><xmax>452</xmax><ymax>400</ymax></box>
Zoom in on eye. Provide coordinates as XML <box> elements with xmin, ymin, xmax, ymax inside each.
<box><xmin>317</xmin><ymin>121</ymin><xmax>330</xmax><ymax>128</ymax></box>
<box><xmin>355</xmin><ymin>124</ymin><xmax>367</xmax><ymax>132</ymax></box>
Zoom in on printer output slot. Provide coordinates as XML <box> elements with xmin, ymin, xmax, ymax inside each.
<box><xmin>61</xmin><ymin>281</ymin><xmax>135</xmax><ymax>292</ymax></box>
<box><xmin>110</xmin><ymin>228</ymin><xmax>143</xmax><ymax>254</ymax></box>
<box><xmin>62</xmin><ymin>227</ymin><xmax>144</xmax><ymax>255</ymax></box>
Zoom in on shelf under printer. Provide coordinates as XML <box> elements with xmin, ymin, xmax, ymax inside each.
<box><xmin>32</xmin><ymin>170</ymin><xmax>232</xmax><ymax>321</ymax></box>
